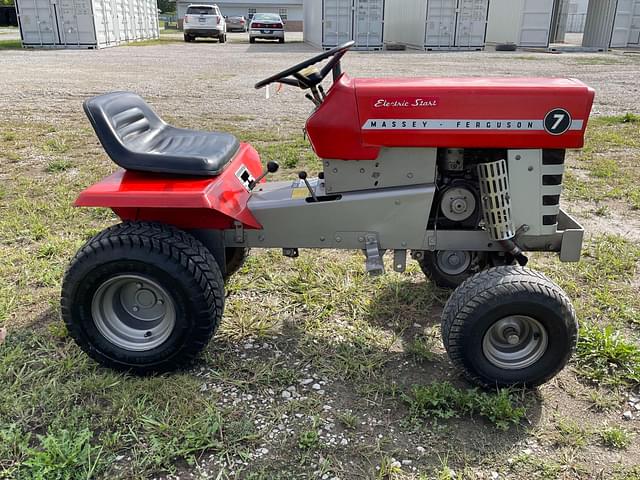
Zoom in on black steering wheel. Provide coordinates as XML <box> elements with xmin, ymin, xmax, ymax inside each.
<box><xmin>254</xmin><ymin>41</ymin><xmax>355</xmax><ymax>90</ymax></box>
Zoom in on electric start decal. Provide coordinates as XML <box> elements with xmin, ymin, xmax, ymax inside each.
<box><xmin>373</xmin><ymin>97</ymin><xmax>440</xmax><ymax>108</ymax></box>
<box><xmin>362</xmin><ymin>118</ymin><xmax>583</xmax><ymax>133</ymax></box>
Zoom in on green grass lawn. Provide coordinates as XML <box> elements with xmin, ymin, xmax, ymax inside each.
<box><xmin>0</xmin><ymin>117</ymin><xmax>639</xmax><ymax>479</ymax></box>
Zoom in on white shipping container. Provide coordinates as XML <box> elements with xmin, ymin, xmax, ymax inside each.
<box><xmin>303</xmin><ymin>0</ymin><xmax>386</xmax><ymax>50</ymax></box>
<box><xmin>384</xmin><ymin>0</ymin><xmax>489</xmax><ymax>50</ymax></box>
<box><xmin>15</xmin><ymin>0</ymin><xmax>159</xmax><ymax>48</ymax></box>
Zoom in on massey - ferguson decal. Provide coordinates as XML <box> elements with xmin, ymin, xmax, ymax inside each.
<box><xmin>362</xmin><ymin>114</ymin><xmax>583</xmax><ymax>133</ymax></box>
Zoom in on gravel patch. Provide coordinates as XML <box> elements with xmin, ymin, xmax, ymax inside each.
<box><xmin>1</xmin><ymin>35</ymin><xmax>639</xmax><ymax>130</ymax></box>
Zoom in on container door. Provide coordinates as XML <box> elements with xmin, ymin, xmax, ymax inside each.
<box><xmin>16</xmin><ymin>0</ymin><xmax>57</xmax><ymax>45</ymax></box>
<box><xmin>56</xmin><ymin>0</ymin><xmax>96</xmax><ymax>45</ymax></box>
<box><xmin>353</xmin><ymin>0</ymin><xmax>383</xmax><ymax>47</ymax></box>
<box><xmin>455</xmin><ymin>0</ymin><xmax>489</xmax><ymax>48</ymax></box>
<box><xmin>630</xmin><ymin>0</ymin><xmax>640</xmax><ymax>45</ymax></box>
<box><xmin>424</xmin><ymin>0</ymin><xmax>457</xmax><ymax>48</ymax></box>
<box><xmin>611</xmin><ymin>0</ymin><xmax>634</xmax><ymax>47</ymax></box>
<box><xmin>323</xmin><ymin>0</ymin><xmax>353</xmax><ymax>47</ymax></box>
<box><xmin>519</xmin><ymin>0</ymin><xmax>555</xmax><ymax>47</ymax></box>
<box><xmin>94</xmin><ymin>0</ymin><xmax>118</xmax><ymax>46</ymax></box>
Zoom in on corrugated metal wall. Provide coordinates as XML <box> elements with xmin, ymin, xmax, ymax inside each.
<box><xmin>384</xmin><ymin>0</ymin><xmax>488</xmax><ymax>50</ymax></box>
<box><xmin>303</xmin><ymin>0</ymin><xmax>385</xmax><ymax>50</ymax></box>
<box><xmin>582</xmin><ymin>0</ymin><xmax>617</xmax><ymax>48</ymax></box>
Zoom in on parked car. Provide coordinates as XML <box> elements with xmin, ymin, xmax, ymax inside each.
<box><xmin>249</xmin><ymin>13</ymin><xmax>285</xmax><ymax>44</ymax></box>
<box><xmin>226</xmin><ymin>15</ymin><xmax>248</xmax><ymax>32</ymax></box>
<box><xmin>183</xmin><ymin>4</ymin><xmax>227</xmax><ymax>43</ymax></box>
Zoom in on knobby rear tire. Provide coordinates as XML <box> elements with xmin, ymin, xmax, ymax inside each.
<box><xmin>61</xmin><ymin>221</ymin><xmax>225</xmax><ymax>374</ymax></box>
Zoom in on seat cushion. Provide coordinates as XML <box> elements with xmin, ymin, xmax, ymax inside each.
<box><xmin>84</xmin><ymin>92</ymin><xmax>239</xmax><ymax>176</ymax></box>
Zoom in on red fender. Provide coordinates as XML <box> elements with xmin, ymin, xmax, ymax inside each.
<box><xmin>75</xmin><ymin>143</ymin><xmax>264</xmax><ymax>229</ymax></box>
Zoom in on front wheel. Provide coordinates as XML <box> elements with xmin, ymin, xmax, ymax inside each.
<box><xmin>441</xmin><ymin>266</ymin><xmax>577</xmax><ymax>388</ymax></box>
<box><xmin>61</xmin><ymin>222</ymin><xmax>225</xmax><ymax>373</ymax></box>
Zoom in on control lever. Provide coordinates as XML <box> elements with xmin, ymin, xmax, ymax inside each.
<box><xmin>249</xmin><ymin>161</ymin><xmax>279</xmax><ymax>190</ymax></box>
<box><xmin>298</xmin><ymin>171</ymin><xmax>318</xmax><ymax>202</ymax></box>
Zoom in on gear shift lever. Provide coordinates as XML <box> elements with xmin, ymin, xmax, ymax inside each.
<box><xmin>249</xmin><ymin>161</ymin><xmax>279</xmax><ymax>190</ymax></box>
<box><xmin>298</xmin><ymin>171</ymin><xmax>318</xmax><ymax>202</ymax></box>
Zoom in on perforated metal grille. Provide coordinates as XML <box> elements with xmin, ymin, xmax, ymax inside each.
<box><xmin>477</xmin><ymin>159</ymin><xmax>515</xmax><ymax>241</ymax></box>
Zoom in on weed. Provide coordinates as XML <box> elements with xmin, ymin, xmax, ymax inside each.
<box><xmin>587</xmin><ymin>388</ymin><xmax>623</xmax><ymax>412</ymax></box>
<box><xmin>43</xmin><ymin>138</ymin><xmax>70</xmax><ymax>154</ymax></box>
<box><xmin>336</xmin><ymin>410</ymin><xmax>359</xmax><ymax>430</ymax></box>
<box><xmin>45</xmin><ymin>159</ymin><xmax>74</xmax><ymax>173</ymax></box>
<box><xmin>594</xmin><ymin>204</ymin><xmax>609</xmax><ymax>217</ymax></box>
<box><xmin>599</xmin><ymin>426</ymin><xmax>633</xmax><ymax>449</ymax></box>
<box><xmin>621</xmin><ymin>112</ymin><xmax>640</xmax><ymax>123</ymax></box>
<box><xmin>551</xmin><ymin>417</ymin><xmax>588</xmax><ymax>448</ymax></box>
<box><xmin>403</xmin><ymin>381</ymin><xmax>526</xmax><ymax>430</ymax></box>
<box><xmin>376</xmin><ymin>457</ymin><xmax>403</xmax><ymax>479</ymax></box>
<box><xmin>575</xmin><ymin>324</ymin><xmax>640</xmax><ymax>386</ymax></box>
<box><xmin>406</xmin><ymin>332</ymin><xmax>437</xmax><ymax>362</ymax></box>
<box><xmin>21</xmin><ymin>428</ymin><xmax>103</xmax><ymax>480</ymax></box>
<box><xmin>298</xmin><ymin>429</ymin><xmax>320</xmax><ymax>450</ymax></box>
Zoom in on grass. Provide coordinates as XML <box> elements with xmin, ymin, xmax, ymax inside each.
<box><xmin>1</xmin><ymin>116</ymin><xmax>639</xmax><ymax>477</ymax></box>
<box><xmin>565</xmin><ymin>114</ymin><xmax>640</xmax><ymax>209</ymax></box>
<box><xmin>575</xmin><ymin>324</ymin><xmax>640</xmax><ymax>386</ymax></box>
<box><xmin>0</xmin><ymin>39</ymin><xmax>21</xmax><ymax>49</ymax></box>
<box><xmin>402</xmin><ymin>381</ymin><xmax>527</xmax><ymax>431</ymax></box>
<box><xmin>599</xmin><ymin>426</ymin><xmax>633</xmax><ymax>449</ymax></box>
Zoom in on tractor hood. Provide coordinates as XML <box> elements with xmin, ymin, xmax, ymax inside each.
<box><xmin>305</xmin><ymin>74</ymin><xmax>595</xmax><ymax>160</ymax></box>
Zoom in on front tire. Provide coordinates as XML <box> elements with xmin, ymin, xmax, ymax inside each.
<box><xmin>441</xmin><ymin>266</ymin><xmax>577</xmax><ymax>388</ymax></box>
<box><xmin>61</xmin><ymin>222</ymin><xmax>225</xmax><ymax>373</ymax></box>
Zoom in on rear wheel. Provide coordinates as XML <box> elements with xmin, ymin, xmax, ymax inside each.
<box><xmin>441</xmin><ymin>266</ymin><xmax>577</xmax><ymax>388</ymax></box>
<box><xmin>61</xmin><ymin>222</ymin><xmax>225</xmax><ymax>373</ymax></box>
<box><xmin>184</xmin><ymin>34</ymin><xmax>191</xmax><ymax>42</ymax></box>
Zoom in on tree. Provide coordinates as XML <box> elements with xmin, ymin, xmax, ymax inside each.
<box><xmin>1</xmin><ymin>0</ymin><xmax>15</xmax><ymax>6</ymax></box>
<box><xmin>157</xmin><ymin>0</ymin><xmax>175</xmax><ymax>14</ymax></box>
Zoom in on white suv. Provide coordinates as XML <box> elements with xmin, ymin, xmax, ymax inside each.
<box><xmin>183</xmin><ymin>4</ymin><xmax>227</xmax><ymax>43</ymax></box>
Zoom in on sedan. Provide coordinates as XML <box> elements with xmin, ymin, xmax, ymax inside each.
<box><xmin>226</xmin><ymin>15</ymin><xmax>248</xmax><ymax>32</ymax></box>
<box><xmin>249</xmin><ymin>13</ymin><xmax>285</xmax><ymax>43</ymax></box>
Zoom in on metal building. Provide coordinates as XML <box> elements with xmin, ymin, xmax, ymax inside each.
<box><xmin>384</xmin><ymin>0</ymin><xmax>490</xmax><ymax>51</ymax></box>
<box><xmin>15</xmin><ymin>0</ymin><xmax>159</xmax><ymax>48</ymax></box>
<box><xmin>303</xmin><ymin>0</ymin><xmax>386</xmax><ymax>50</ymax></box>
<box><xmin>486</xmin><ymin>0</ymin><xmax>640</xmax><ymax>49</ymax></box>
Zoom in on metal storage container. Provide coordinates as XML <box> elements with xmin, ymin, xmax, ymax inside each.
<box><xmin>486</xmin><ymin>0</ymin><xmax>557</xmax><ymax>48</ymax></box>
<box><xmin>303</xmin><ymin>0</ymin><xmax>386</xmax><ymax>50</ymax></box>
<box><xmin>15</xmin><ymin>0</ymin><xmax>159</xmax><ymax>48</ymax></box>
<box><xmin>384</xmin><ymin>0</ymin><xmax>489</xmax><ymax>51</ymax></box>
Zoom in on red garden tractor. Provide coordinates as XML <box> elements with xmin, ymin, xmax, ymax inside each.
<box><xmin>61</xmin><ymin>42</ymin><xmax>594</xmax><ymax>388</ymax></box>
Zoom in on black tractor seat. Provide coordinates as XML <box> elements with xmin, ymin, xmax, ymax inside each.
<box><xmin>84</xmin><ymin>92</ymin><xmax>240</xmax><ymax>176</ymax></box>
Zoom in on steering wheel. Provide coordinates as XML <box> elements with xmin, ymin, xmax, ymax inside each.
<box><xmin>254</xmin><ymin>41</ymin><xmax>355</xmax><ymax>90</ymax></box>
